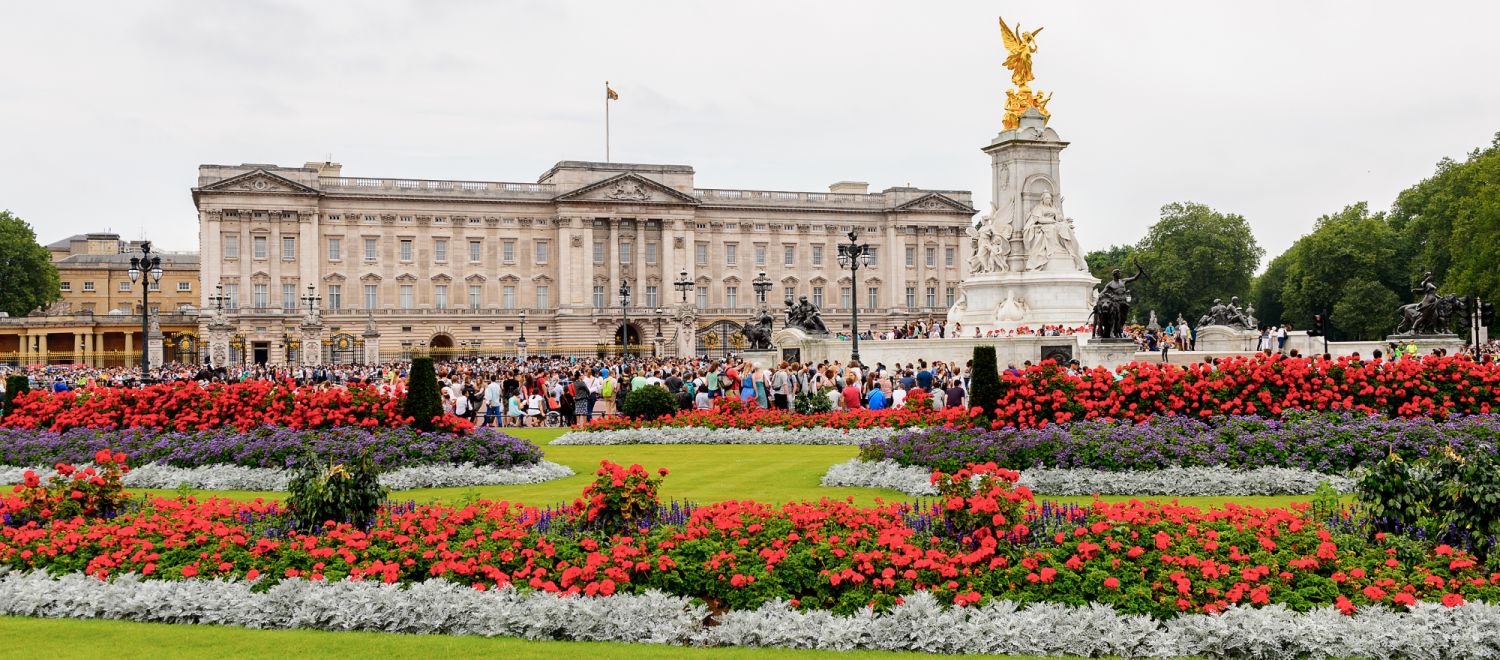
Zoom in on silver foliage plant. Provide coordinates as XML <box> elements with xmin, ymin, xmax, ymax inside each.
<box><xmin>553</xmin><ymin>426</ymin><xmax>900</xmax><ymax>446</ymax></box>
<box><xmin>820</xmin><ymin>459</ymin><xmax>1356</xmax><ymax>497</ymax></box>
<box><xmin>0</xmin><ymin>461</ymin><xmax>574</xmax><ymax>492</ymax></box>
<box><xmin>4</xmin><ymin>571</ymin><xmax>1499</xmax><ymax>658</ymax></box>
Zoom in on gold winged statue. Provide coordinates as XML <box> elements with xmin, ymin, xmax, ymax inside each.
<box><xmin>998</xmin><ymin>16</ymin><xmax>1051</xmax><ymax>129</ymax></box>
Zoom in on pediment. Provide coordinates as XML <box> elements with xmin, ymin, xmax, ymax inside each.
<box><xmin>322</xmin><ymin>272</ymin><xmax>346</xmax><ymax>283</ymax></box>
<box><xmin>360</xmin><ymin>273</ymin><xmax>382</xmax><ymax>282</ymax></box>
<box><xmin>395</xmin><ymin>273</ymin><xmax>418</xmax><ymax>283</ymax></box>
<box><xmin>532</xmin><ymin>274</ymin><xmax>554</xmax><ymax>283</ymax></box>
<box><xmin>554</xmin><ymin>173</ymin><xmax>700</xmax><ymax>205</ymax></box>
<box><xmin>430</xmin><ymin>273</ymin><xmax>453</xmax><ymax>283</ymax></box>
<box><xmin>499</xmin><ymin>274</ymin><xmax>521</xmax><ymax>283</ymax></box>
<box><xmin>895</xmin><ymin>193</ymin><xmax>976</xmax><ymax>214</ymax></box>
<box><xmin>464</xmin><ymin>274</ymin><xmax>487</xmax><ymax>283</ymax></box>
<box><xmin>197</xmin><ymin>169</ymin><xmax>320</xmax><ymax>196</ymax></box>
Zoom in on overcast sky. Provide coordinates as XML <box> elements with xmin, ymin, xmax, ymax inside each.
<box><xmin>3</xmin><ymin>1</ymin><xmax>1497</xmax><ymax>265</ymax></box>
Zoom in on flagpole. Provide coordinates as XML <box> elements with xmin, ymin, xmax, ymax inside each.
<box><xmin>605</xmin><ymin>80</ymin><xmax>611</xmax><ymax>163</ymax></box>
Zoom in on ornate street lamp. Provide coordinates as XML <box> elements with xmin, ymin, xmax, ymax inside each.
<box><xmin>752</xmin><ymin>270</ymin><xmax>772</xmax><ymax>309</ymax></box>
<box><xmin>836</xmin><ymin>230</ymin><xmax>873</xmax><ymax>364</ymax></box>
<box><xmin>674</xmin><ymin>270</ymin><xmax>693</xmax><ymax>303</ymax></box>
<box><xmin>517</xmin><ymin>309</ymin><xmax>528</xmax><ymax>357</ymax></box>
<box><xmin>208</xmin><ymin>284</ymin><xmax>228</xmax><ymax>312</ymax></box>
<box><xmin>654</xmin><ymin>307</ymin><xmax>664</xmax><ymax>358</ymax></box>
<box><xmin>127</xmin><ymin>241</ymin><xmax>164</xmax><ymax>375</ymax></box>
<box><xmin>300</xmin><ymin>284</ymin><xmax>321</xmax><ymax>315</ymax></box>
<box><xmin>619</xmin><ymin>279</ymin><xmax>632</xmax><ymax>358</ymax></box>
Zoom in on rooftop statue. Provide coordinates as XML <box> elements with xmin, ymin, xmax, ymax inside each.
<box><xmin>999</xmin><ymin>16</ymin><xmax>1052</xmax><ymax>130</ymax></box>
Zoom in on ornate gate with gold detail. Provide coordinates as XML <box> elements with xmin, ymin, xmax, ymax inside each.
<box><xmin>164</xmin><ymin>333</ymin><xmax>199</xmax><ymax>364</ymax></box>
<box><xmin>695</xmin><ymin>319</ymin><xmax>745</xmax><ymax>360</ymax></box>
<box><xmin>324</xmin><ymin>333</ymin><xmax>362</xmax><ymax>364</ymax></box>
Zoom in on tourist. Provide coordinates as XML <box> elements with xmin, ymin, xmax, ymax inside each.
<box><xmin>890</xmin><ymin>381</ymin><xmax>908</xmax><ymax>409</ymax></box>
<box><xmin>945</xmin><ymin>378</ymin><xmax>966</xmax><ymax>410</ymax></box>
<box><xmin>841</xmin><ymin>375</ymin><xmax>862</xmax><ymax>410</ymax></box>
<box><xmin>867</xmin><ymin>381</ymin><xmax>888</xmax><ymax>410</ymax></box>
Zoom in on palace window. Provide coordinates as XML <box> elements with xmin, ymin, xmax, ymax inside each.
<box><xmin>364</xmin><ymin>238</ymin><xmax>377</xmax><ymax>260</ymax></box>
<box><xmin>593</xmin><ymin>286</ymin><xmax>605</xmax><ymax>308</ymax></box>
<box><xmin>866</xmin><ymin>248</ymin><xmax>879</xmax><ymax>266</ymax></box>
<box><xmin>282</xmin><ymin>283</ymin><xmax>297</xmax><ymax>310</ymax></box>
<box><xmin>469</xmin><ymin>285</ymin><xmax>482</xmax><ymax>309</ymax></box>
<box><xmin>725</xmin><ymin>244</ymin><xmax>737</xmax><ymax>265</ymax></box>
<box><xmin>282</xmin><ymin>237</ymin><xmax>296</xmax><ymax>260</ymax></box>
<box><xmin>536</xmin><ymin>285</ymin><xmax>550</xmax><ymax>309</ymax></box>
<box><xmin>363</xmin><ymin>284</ymin><xmax>377</xmax><ymax>309</ymax></box>
<box><xmin>905</xmin><ymin>247</ymin><xmax>915</xmax><ymax>267</ymax></box>
<box><xmin>399</xmin><ymin>285</ymin><xmax>413</xmax><ymax>309</ymax></box>
<box><xmin>696</xmin><ymin>286</ymin><xmax>707</xmax><ymax>309</ymax></box>
<box><xmin>224</xmin><ymin>283</ymin><xmax>238</xmax><ymax>308</ymax></box>
<box><xmin>905</xmin><ymin>287</ymin><xmax>916</xmax><ymax>308</ymax></box>
<box><xmin>812</xmin><ymin>287</ymin><xmax>824</xmax><ymax>308</ymax></box>
<box><xmin>646</xmin><ymin>241</ymin><xmax>657</xmax><ymax>265</ymax></box>
<box><xmin>645</xmin><ymin>285</ymin><xmax>658</xmax><ymax>308</ymax></box>
<box><xmin>434</xmin><ymin>285</ymin><xmax>448</xmax><ymax>310</ymax></box>
<box><xmin>327</xmin><ymin>285</ymin><xmax>342</xmax><ymax>310</ymax></box>
<box><xmin>784</xmin><ymin>245</ymin><xmax>795</xmax><ymax>267</ymax></box>
<box><xmin>505</xmin><ymin>241</ymin><xmax>517</xmax><ymax>263</ymax></box>
<box><xmin>60</xmin><ymin>282</ymin><xmax>71</xmax><ymax>292</ymax></box>
<box><xmin>945</xmin><ymin>286</ymin><xmax>955</xmax><ymax>307</ymax></box>
<box><xmin>867</xmin><ymin>287</ymin><xmax>879</xmax><ymax>310</ymax></box>
<box><xmin>695</xmin><ymin>242</ymin><xmax>708</xmax><ymax>265</ymax></box>
<box><xmin>223</xmin><ymin>235</ymin><xmax>239</xmax><ymax>259</ymax></box>
<box><xmin>945</xmin><ymin>247</ymin><xmax>956</xmax><ymax>266</ymax></box>
<box><xmin>83</xmin><ymin>281</ymin><xmax>95</xmax><ymax>292</ymax></box>
<box><xmin>534</xmin><ymin>240</ymin><xmax>549</xmax><ymax>264</ymax></box>
<box><xmin>178</xmin><ymin>281</ymin><xmax>191</xmax><ymax>292</ymax></box>
<box><xmin>253</xmin><ymin>236</ymin><xmax>267</xmax><ymax>260</ymax></box>
<box><xmin>784</xmin><ymin>286</ymin><xmax>795</xmax><ymax>303</ymax></box>
<box><xmin>469</xmin><ymin>240</ymin><xmax>482</xmax><ymax>262</ymax></box>
<box><xmin>926</xmin><ymin>287</ymin><xmax>937</xmax><ymax>308</ymax></box>
<box><xmin>840</xmin><ymin>287</ymin><xmax>851</xmax><ymax>310</ymax></box>
<box><xmin>502</xmin><ymin>285</ymin><xmax>517</xmax><ymax>309</ymax></box>
<box><xmin>593</xmin><ymin>241</ymin><xmax>604</xmax><ymax>264</ymax></box>
<box><xmin>399</xmin><ymin>239</ymin><xmax>413</xmax><ymax>261</ymax></box>
<box><xmin>812</xmin><ymin>245</ymin><xmax>824</xmax><ymax>266</ymax></box>
<box><xmin>434</xmin><ymin>239</ymin><xmax>448</xmax><ymax>262</ymax></box>
<box><xmin>253</xmin><ymin>283</ymin><xmax>268</xmax><ymax>308</ymax></box>
<box><xmin>926</xmin><ymin>247</ymin><xmax>936</xmax><ymax>267</ymax></box>
<box><xmin>327</xmin><ymin>238</ymin><xmax>341</xmax><ymax>261</ymax></box>
<box><xmin>619</xmin><ymin>242</ymin><xmax>632</xmax><ymax>264</ymax></box>
<box><xmin>118</xmin><ymin>281</ymin><xmax>131</xmax><ymax>292</ymax></box>
<box><xmin>726</xmin><ymin>286</ymin><xmax>738</xmax><ymax>309</ymax></box>
<box><xmin>755</xmin><ymin>244</ymin><xmax>766</xmax><ymax>266</ymax></box>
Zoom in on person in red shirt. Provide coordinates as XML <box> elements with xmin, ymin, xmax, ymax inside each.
<box><xmin>841</xmin><ymin>375</ymin><xmax>863</xmax><ymax>410</ymax></box>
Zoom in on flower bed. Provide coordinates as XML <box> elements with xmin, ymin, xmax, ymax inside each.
<box><xmin>552</xmin><ymin>426</ymin><xmax>898</xmax><ymax>446</ymax></box>
<box><xmin>0</xmin><ymin>380</ymin><xmax>471</xmax><ymax>434</ymax></box>
<box><xmin>985</xmin><ymin>355</ymin><xmax>1500</xmax><ymax>428</ymax></box>
<box><xmin>860</xmin><ymin>413</ymin><xmax>1500</xmax><ymax>474</ymax></box>
<box><xmin>0</xmin><ymin>426</ymin><xmax>541</xmax><ymax>471</ymax></box>
<box><xmin>821</xmin><ymin>459</ymin><xmax>1355</xmax><ymax>497</ymax></box>
<box><xmin>4</xmin><ymin>461</ymin><xmax>1498</xmax><ymax>621</ymax></box>
<box><xmin>0</xmin><ymin>460</ymin><xmax>574</xmax><ymax>491</ymax></box>
<box><xmin>8</xmin><ymin>572</ymin><xmax>1500</xmax><ymax>658</ymax></box>
<box><xmin>573</xmin><ymin>399</ymin><xmax>969</xmax><ymax>432</ymax></box>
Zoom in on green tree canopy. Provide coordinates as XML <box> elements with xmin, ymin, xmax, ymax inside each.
<box><xmin>1331</xmin><ymin>277</ymin><xmax>1402</xmax><ymax>341</ymax></box>
<box><xmin>1277</xmin><ymin>203</ymin><xmax>1404</xmax><ymax>330</ymax></box>
<box><xmin>1389</xmin><ymin>132</ymin><xmax>1500</xmax><ymax>306</ymax></box>
<box><xmin>0</xmin><ymin>211</ymin><xmax>60</xmax><ymax>318</ymax></box>
<box><xmin>1133</xmin><ymin>202</ymin><xmax>1264</xmax><ymax>323</ymax></box>
<box><xmin>1085</xmin><ymin>244</ymin><xmax>1136</xmax><ymax>285</ymax></box>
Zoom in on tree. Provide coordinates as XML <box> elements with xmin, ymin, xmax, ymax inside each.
<box><xmin>1331</xmin><ymin>277</ymin><xmax>1402</xmax><ymax>341</ymax></box>
<box><xmin>1389</xmin><ymin>132</ymin><xmax>1500</xmax><ymax>307</ymax></box>
<box><xmin>1250</xmin><ymin>243</ymin><xmax>1299</xmax><ymax>327</ymax></box>
<box><xmin>1133</xmin><ymin>202</ymin><xmax>1264</xmax><ymax>323</ymax></box>
<box><xmin>968</xmin><ymin>345</ymin><xmax>1002</xmax><ymax>419</ymax></box>
<box><xmin>402</xmin><ymin>356</ymin><xmax>442</xmax><ymax>432</ymax></box>
<box><xmin>1277</xmin><ymin>203</ymin><xmax>1404</xmax><ymax>330</ymax></box>
<box><xmin>0</xmin><ymin>211</ymin><xmax>61</xmax><ymax>317</ymax></box>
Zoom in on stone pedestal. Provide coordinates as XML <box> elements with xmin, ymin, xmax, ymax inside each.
<box><xmin>146</xmin><ymin>315</ymin><xmax>164</xmax><ymax>368</ymax></box>
<box><xmin>361</xmin><ymin>313</ymin><xmax>382</xmax><ymax>364</ymax></box>
<box><xmin>1194</xmin><ymin>325</ymin><xmax>1260</xmax><ymax>352</ymax></box>
<box><xmin>1384</xmin><ymin>334</ymin><xmax>1466</xmax><ymax>356</ymax></box>
<box><xmin>299</xmin><ymin>323</ymin><xmax>324</xmax><ymax>366</ymax></box>
<box><xmin>1078</xmin><ymin>338</ymin><xmax>1138</xmax><ymax>369</ymax></box>
<box><xmin>739</xmin><ymin>349</ymin><xmax>780</xmax><ymax>370</ymax></box>
<box><xmin>947</xmin><ymin>109</ymin><xmax>1096</xmax><ymax>333</ymax></box>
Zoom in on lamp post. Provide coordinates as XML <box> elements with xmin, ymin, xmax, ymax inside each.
<box><xmin>619</xmin><ymin>279</ymin><xmax>632</xmax><ymax>359</ymax></box>
<box><xmin>517</xmin><ymin>309</ymin><xmax>528</xmax><ymax>358</ymax></box>
<box><xmin>836</xmin><ymin>230</ymin><xmax>873</xmax><ymax>364</ymax></box>
<box><xmin>674</xmin><ymin>270</ymin><xmax>693</xmax><ymax>304</ymax></box>
<box><xmin>208</xmin><ymin>284</ymin><xmax>228</xmax><ymax>313</ymax></box>
<box><xmin>752</xmin><ymin>270</ymin><xmax>772</xmax><ymax>310</ymax></box>
<box><xmin>127</xmin><ymin>241</ymin><xmax>164</xmax><ymax>375</ymax></box>
<box><xmin>300</xmin><ymin>284</ymin><xmax>321</xmax><ymax>316</ymax></box>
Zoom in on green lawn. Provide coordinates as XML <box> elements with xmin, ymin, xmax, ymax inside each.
<box><xmin>124</xmin><ymin>427</ymin><xmax>1319</xmax><ymax>511</ymax></box>
<box><xmin>0</xmin><ymin>616</ymin><xmax>1073</xmax><ymax>659</ymax></box>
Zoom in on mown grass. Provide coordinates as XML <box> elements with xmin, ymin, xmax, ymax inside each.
<box><xmin>0</xmin><ymin>616</ymin><xmax>1085</xmax><ymax>659</ymax></box>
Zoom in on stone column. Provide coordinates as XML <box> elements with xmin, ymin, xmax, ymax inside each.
<box><xmin>886</xmin><ymin>220</ymin><xmax>901</xmax><ymax>309</ymax></box>
<box><xmin>634</xmin><ymin>221</ymin><xmax>645</xmax><ymax>302</ymax></box>
<box><xmin>36</xmin><ymin>332</ymin><xmax>48</xmax><ymax>365</ymax></box>
<box><xmin>17</xmin><ymin>331</ymin><xmax>29</xmax><ymax>365</ymax></box>
<box><xmin>607</xmin><ymin>218</ymin><xmax>619</xmax><ymax>309</ymax></box>
<box><xmin>123</xmin><ymin>331</ymin><xmax>133</xmax><ymax>364</ymax></box>
<box><xmin>556</xmin><ymin>217</ymin><xmax>573</xmax><ymax>311</ymax></box>
<box><xmin>578</xmin><ymin>219</ymin><xmax>594</xmax><ymax>307</ymax></box>
<box><xmin>662</xmin><ymin>219</ymin><xmax>678</xmax><ymax>305</ymax></box>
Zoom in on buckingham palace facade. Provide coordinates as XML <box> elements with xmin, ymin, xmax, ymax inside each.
<box><xmin>193</xmin><ymin>160</ymin><xmax>974</xmax><ymax>364</ymax></box>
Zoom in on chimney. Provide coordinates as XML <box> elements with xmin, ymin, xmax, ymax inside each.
<box><xmin>829</xmin><ymin>181</ymin><xmax>869</xmax><ymax>194</ymax></box>
<box><xmin>305</xmin><ymin>161</ymin><xmax>343</xmax><ymax>177</ymax></box>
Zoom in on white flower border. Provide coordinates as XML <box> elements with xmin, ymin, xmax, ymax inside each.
<box><xmin>0</xmin><ymin>461</ymin><xmax>574</xmax><ymax>492</ymax></box>
<box><xmin>2</xmin><ymin>570</ymin><xmax>1497</xmax><ymax>658</ymax></box>
<box><xmin>821</xmin><ymin>459</ymin><xmax>1357</xmax><ymax>497</ymax></box>
<box><xmin>553</xmin><ymin>426</ymin><xmax>898</xmax><ymax>446</ymax></box>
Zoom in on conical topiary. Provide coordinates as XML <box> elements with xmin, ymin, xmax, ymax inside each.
<box><xmin>403</xmin><ymin>355</ymin><xmax>442</xmax><ymax>432</ymax></box>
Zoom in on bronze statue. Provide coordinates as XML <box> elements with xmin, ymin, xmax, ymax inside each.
<box><xmin>786</xmin><ymin>295</ymin><xmax>829</xmax><ymax>335</ymax></box>
<box><xmin>742</xmin><ymin>309</ymin><xmax>774</xmax><ymax>350</ymax></box>
<box><xmin>1395</xmin><ymin>272</ymin><xmax>1466</xmax><ymax>335</ymax></box>
<box><xmin>1092</xmin><ymin>259</ymin><xmax>1148</xmax><ymax>339</ymax></box>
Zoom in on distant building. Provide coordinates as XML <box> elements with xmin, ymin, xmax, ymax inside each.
<box><xmin>192</xmin><ymin>160</ymin><xmax>975</xmax><ymax>364</ymax></box>
<box><xmin>0</xmin><ymin>233</ymin><xmax>201</xmax><ymax>366</ymax></box>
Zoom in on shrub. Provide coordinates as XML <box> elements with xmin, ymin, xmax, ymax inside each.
<box><xmin>621</xmin><ymin>385</ymin><xmax>678</xmax><ymax>421</ymax></box>
<box><xmin>1358</xmin><ymin>449</ymin><xmax>1500</xmax><ymax>557</ymax></box>
<box><xmin>969</xmin><ymin>345</ymin><xmax>1002</xmax><ymax>419</ymax></box>
<box><xmin>793</xmin><ymin>389</ymin><xmax>834</xmax><ymax>414</ymax></box>
<box><xmin>572</xmin><ymin>460</ymin><xmax>667</xmax><ymax>533</ymax></box>
<box><xmin>932</xmin><ymin>462</ymin><xmax>1032</xmax><ymax>544</ymax></box>
<box><xmin>287</xmin><ymin>451</ymin><xmax>387</xmax><ymax>530</ymax></box>
<box><xmin>2</xmin><ymin>375</ymin><xmax>29</xmax><ymax>419</ymax></box>
<box><xmin>402</xmin><ymin>356</ymin><xmax>442</xmax><ymax>432</ymax></box>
